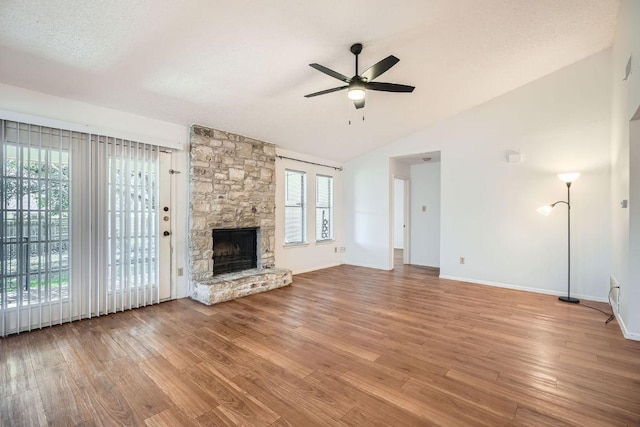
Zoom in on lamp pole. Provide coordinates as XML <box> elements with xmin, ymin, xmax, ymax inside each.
<box><xmin>539</xmin><ymin>172</ymin><xmax>580</xmax><ymax>303</ymax></box>
<box><xmin>559</xmin><ymin>181</ymin><xmax>579</xmax><ymax>303</ymax></box>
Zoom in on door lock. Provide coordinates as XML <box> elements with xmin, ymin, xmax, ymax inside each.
<box><xmin>163</xmin><ymin>231</ymin><xmax>171</xmax><ymax>237</ymax></box>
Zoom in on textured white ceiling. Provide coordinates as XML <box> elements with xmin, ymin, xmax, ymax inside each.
<box><xmin>0</xmin><ymin>0</ymin><xmax>619</xmax><ymax>162</ymax></box>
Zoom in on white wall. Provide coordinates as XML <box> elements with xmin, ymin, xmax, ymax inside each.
<box><xmin>0</xmin><ymin>83</ymin><xmax>186</xmax><ymax>150</ymax></box>
<box><xmin>628</xmin><ymin>120</ymin><xmax>640</xmax><ymax>337</ymax></box>
<box><xmin>345</xmin><ymin>49</ymin><xmax>612</xmax><ymax>301</ymax></box>
<box><xmin>610</xmin><ymin>0</ymin><xmax>640</xmax><ymax>340</ymax></box>
<box><xmin>0</xmin><ymin>83</ymin><xmax>192</xmax><ymax>299</ymax></box>
<box><xmin>393</xmin><ymin>179</ymin><xmax>405</xmax><ymax>249</ymax></box>
<box><xmin>410</xmin><ymin>162</ymin><xmax>441</xmax><ymax>267</ymax></box>
<box><xmin>274</xmin><ymin>148</ymin><xmax>344</xmax><ymax>274</ymax></box>
<box><xmin>344</xmin><ymin>153</ymin><xmax>390</xmax><ymax>270</ymax></box>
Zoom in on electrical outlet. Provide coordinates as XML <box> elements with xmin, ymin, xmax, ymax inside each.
<box><xmin>334</xmin><ymin>247</ymin><xmax>337</xmax><ymax>253</ymax></box>
<box><xmin>459</xmin><ymin>257</ymin><xmax>465</xmax><ymax>265</ymax></box>
<box><xmin>422</xmin><ymin>205</ymin><xmax>427</xmax><ymax>212</ymax></box>
<box><xmin>177</xmin><ymin>267</ymin><xmax>184</xmax><ymax>277</ymax></box>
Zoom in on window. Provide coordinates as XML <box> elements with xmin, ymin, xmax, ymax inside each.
<box><xmin>316</xmin><ymin>175</ymin><xmax>333</xmax><ymax>241</ymax></box>
<box><xmin>1</xmin><ymin>141</ymin><xmax>71</xmax><ymax>309</ymax></box>
<box><xmin>284</xmin><ymin>169</ymin><xmax>306</xmax><ymax>244</ymax></box>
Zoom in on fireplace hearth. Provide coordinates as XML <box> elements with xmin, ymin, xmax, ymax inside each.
<box><xmin>212</xmin><ymin>227</ymin><xmax>258</xmax><ymax>275</ymax></box>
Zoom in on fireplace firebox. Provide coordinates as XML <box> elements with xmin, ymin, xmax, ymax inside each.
<box><xmin>212</xmin><ymin>227</ymin><xmax>258</xmax><ymax>275</ymax></box>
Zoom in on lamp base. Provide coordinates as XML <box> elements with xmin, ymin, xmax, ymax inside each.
<box><xmin>559</xmin><ymin>296</ymin><xmax>580</xmax><ymax>304</ymax></box>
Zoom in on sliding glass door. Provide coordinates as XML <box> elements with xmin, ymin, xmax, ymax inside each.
<box><xmin>1</xmin><ymin>120</ymin><xmax>171</xmax><ymax>336</ymax></box>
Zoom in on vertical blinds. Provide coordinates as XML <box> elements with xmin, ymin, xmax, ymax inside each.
<box><xmin>93</xmin><ymin>135</ymin><xmax>160</xmax><ymax>316</ymax></box>
<box><xmin>0</xmin><ymin>122</ymin><xmax>73</xmax><ymax>335</ymax></box>
<box><xmin>316</xmin><ymin>175</ymin><xmax>333</xmax><ymax>241</ymax></box>
<box><xmin>0</xmin><ymin>120</ymin><xmax>161</xmax><ymax>336</ymax></box>
<box><xmin>284</xmin><ymin>169</ymin><xmax>306</xmax><ymax>244</ymax></box>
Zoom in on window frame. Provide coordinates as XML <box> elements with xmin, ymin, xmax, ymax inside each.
<box><xmin>284</xmin><ymin>169</ymin><xmax>307</xmax><ymax>245</ymax></box>
<box><xmin>315</xmin><ymin>174</ymin><xmax>334</xmax><ymax>242</ymax></box>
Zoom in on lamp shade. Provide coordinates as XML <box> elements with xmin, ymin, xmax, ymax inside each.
<box><xmin>558</xmin><ymin>172</ymin><xmax>580</xmax><ymax>183</ymax></box>
<box><xmin>537</xmin><ymin>205</ymin><xmax>553</xmax><ymax>216</ymax></box>
<box><xmin>348</xmin><ymin>88</ymin><xmax>365</xmax><ymax>101</ymax></box>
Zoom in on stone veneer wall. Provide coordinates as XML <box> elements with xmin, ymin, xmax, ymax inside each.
<box><xmin>189</xmin><ymin>125</ymin><xmax>276</xmax><ymax>283</ymax></box>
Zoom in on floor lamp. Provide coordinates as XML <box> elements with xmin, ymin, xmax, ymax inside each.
<box><xmin>538</xmin><ymin>172</ymin><xmax>580</xmax><ymax>304</ymax></box>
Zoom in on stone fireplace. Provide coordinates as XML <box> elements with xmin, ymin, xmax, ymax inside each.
<box><xmin>189</xmin><ymin>125</ymin><xmax>291</xmax><ymax>305</ymax></box>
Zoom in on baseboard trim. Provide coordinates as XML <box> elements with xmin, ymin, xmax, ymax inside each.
<box><xmin>292</xmin><ymin>262</ymin><xmax>344</xmax><ymax>275</ymax></box>
<box><xmin>439</xmin><ymin>275</ymin><xmax>609</xmax><ymax>303</ymax></box>
<box><xmin>610</xmin><ymin>299</ymin><xmax>640</xmax><ymax>341</ymax></box>
<box><xmin>342</xmin><ymin>262</ymin><xmax>392</xmax><ymax>271</ymax></box>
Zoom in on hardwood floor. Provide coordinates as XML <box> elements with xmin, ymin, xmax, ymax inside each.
<box><xmin>2</xmin><ymin>263</ymin><xmax>639</xmax><ymax>426</ymax></box>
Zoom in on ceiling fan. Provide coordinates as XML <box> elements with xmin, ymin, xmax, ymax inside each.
<box><xmin>304</xmin><ymin>43</ymin><xmax>415</xmax><ymax>109</ymax></box>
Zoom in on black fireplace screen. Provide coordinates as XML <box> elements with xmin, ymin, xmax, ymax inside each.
<box><xmin>212</xmin><ymin>227</ymin><xmax>258</xmax><ymax>275</ymax></box>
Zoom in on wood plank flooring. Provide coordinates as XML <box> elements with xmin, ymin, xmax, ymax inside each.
<box><xmin>2</xmin><ymin>261</ymin><xmax>639</xmax><ymax>426</ymax></box>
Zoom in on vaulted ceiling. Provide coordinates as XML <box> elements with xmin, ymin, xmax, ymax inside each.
<box><xmin>0</xmin><ymin>0</ymin><xmax>620</xmax><ymax>162</ymax></box>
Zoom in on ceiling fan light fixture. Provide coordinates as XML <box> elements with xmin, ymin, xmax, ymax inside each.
<box><xmin>348</xmin><ymin>88</ymin><xmax>365</xmax><ymax>101</ymax></box>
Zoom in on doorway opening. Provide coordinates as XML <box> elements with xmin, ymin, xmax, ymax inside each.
<box><xmin>391</xmin><ymin>151</ymin><xmax>441</xmax><ymax>275</ymax></box>
<box><xmin>393</xmin><ymin>177</ymin><xmax>409</xmax><ymax>269</ymax></box>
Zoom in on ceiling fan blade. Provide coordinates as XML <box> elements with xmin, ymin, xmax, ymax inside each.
<box><xmin>309</xmin><ymin>63</ymin><xmax>350</xmax><ymax>83</ymax></box>
<box><xmin>360</xmin><ymin>55</ymin><xmax>399</xmax><ymax>81</ymax></box>
<box><xmin>304</xmin><ymin>85</ymin><xmax>348</xmax><ymax>98</ymax></box>
<box><xmin>365</xmin><ymin>81</ymin><xmax>415</xmax><ymax>93</ymax></box>
<box><xmin>354</xmin><ymin>98</ymin><xmax>365</xmax><ymax>109</ymax></box>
